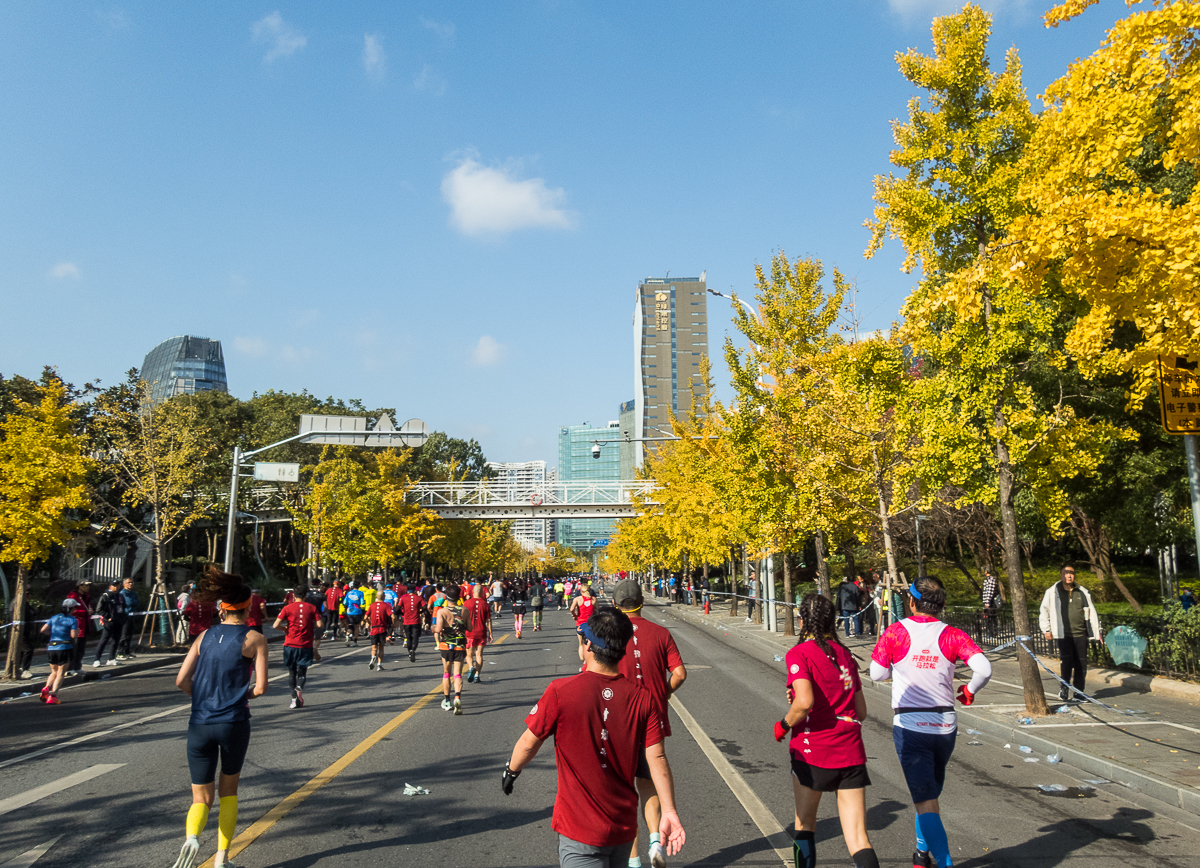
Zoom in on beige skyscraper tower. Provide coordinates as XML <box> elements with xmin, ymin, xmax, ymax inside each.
<box><xmin>633</xmin><ymin>273</ymin><xmax>709</xmax><ymax>467</ymax></box>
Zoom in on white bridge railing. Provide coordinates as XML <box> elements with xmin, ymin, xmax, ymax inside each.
<box><xmin>407</xmin><ymin>480</ymin><xmax>658</xmax><ymax>519</ymax></box>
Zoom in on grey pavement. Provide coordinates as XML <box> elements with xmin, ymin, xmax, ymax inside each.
<box><xmin>0</xmin><ymin>600</ymin><xmax>1197</xmax><ymax>867</ymax></box>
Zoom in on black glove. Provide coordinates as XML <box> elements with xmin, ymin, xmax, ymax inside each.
<box><xmin>501</xmin><ymin>763</ymin><xmax>520</xmax><ymax>795</ymax></box>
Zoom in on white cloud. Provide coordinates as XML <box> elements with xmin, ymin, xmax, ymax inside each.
<box><xmin>441</xmin><ymin>157</ymin><xmax>574</xmax><ymax>236</ymax></box>
<box><xmin>363</xmin><ymin>33</ymin><xmax>386</xmax><ymax>79</ymax></box>
<box><xmin>97</xmin><ymin>8</ymin><xmax>130</xmax><ymax>29</ymax></box>
<box><xmin>413</xmin><ymin>64</ymin><xmax>446</xmax><ymax>96</ymax></box>
<box><xmin>887</xmin><ymin>0</ymin><xmax>1025</xmax><ymax>18</ymax></box>
<box><xmin>48</xmin><ymin>262</ymin><xmax>80</xmax><ymax>279</ymax></box>
<box><xmin>252</xmin><ymin>11</ymin><xmax>306</xmax><ymax>62</ymax></box>
<box><xmin>420</xmin><ymin>17</ymin><xmax>455</xmax><ymax>39</ymax></box>
<box><xmin>471</xmin><ymin>335</ymin><xmax>506</xmax><ymax>366</ymax></box>
<box><xmin>233</xmin><ymin>336</ymin><xmax>268</xmax><ymax>357</ymax></box>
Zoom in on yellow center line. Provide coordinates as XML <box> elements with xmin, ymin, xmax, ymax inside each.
<box><xmin>200</xmin><ymin>631</ymin><xmax>512</xmax><ymax>867</ymax></box>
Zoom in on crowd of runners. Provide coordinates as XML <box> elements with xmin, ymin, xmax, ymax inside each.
<box><xmin>19</xmin><ymin>559</ymin><xmax>991</xmax><ymax>868</ymax></box>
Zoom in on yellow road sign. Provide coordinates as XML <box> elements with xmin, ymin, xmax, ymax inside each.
<box><xmin>1158</xmin><ymin>355</ymin><xmax>1200</xmax><ymax>434</ymax></box>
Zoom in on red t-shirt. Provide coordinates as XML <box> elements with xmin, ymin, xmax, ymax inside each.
<box><xmin>325</xmin><ymin>587</ymin><xmax>342</xmax><ymax>613</ymax></box>
<box><xmin>184</xmin><ymin>601</ymin><xmax>215</xmax><ymax>637</ymax></box>
<box><xmin>785</xmin><ymin>639</ymin><xmax>865</xmax><ymax>769</ymax></box>
<box><xmin>464</xmin><ymin>598</ymin><xmax>490</xmax><ymax>639</ymax></box>
<box><xmin>397</xmin><ymin>593</ymin><xmax>424</xmax><ymax>625</ymax></box>
<box><xmin>394</xmin><ymin>583</ymin><xmax>407</xmax><ymax>596</ymax></box>
<box><xmin>574</xmin><ymin>596</ymin><xmax>596</xmax><ymax>626</ymax></box>
<box><xmin>369</xmin><ymin>600</ymin><xmax>394</xmax><ymax>635</ymax></box>
<box><xmin>525</xmin><ymin>671</ymin><xmax>663</xmax><ymax>848</ymax></box>
<box><xmin>278</xmin><ymin>600</ymin><xmax>318</xmax><ymax>648</ymax></box>
<box><xmin>618</xmin><ymin>617</ymin><xmax>683</xmax><ymax>738</ymax></box>
<box><xmin>246</xmin><ymin>594</ymin><xmax>266</xmax><ymax>627</ymax></box>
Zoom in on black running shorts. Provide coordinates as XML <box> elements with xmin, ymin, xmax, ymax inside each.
<box><xmin>440</xmin><ymin>648</ymin><xmax>467</xmax><ymax>664</ymax></box>
<box><xmin>187</xmin><ymin>720</ymin><xmax>252</xmax><ymax>785</ymax></box>
<box><xmin>790</xmin><ymin>757</ymin><xmax>871</xmax><ymax>792</ymax></box>
<box><xmin>47</xmin><ymin>650</ymin><xmax>70</xmax><ymax>666</ymax></box>
<box><xmin>282</xmin><ymin>646</ymin><xmax>313</xmax><ymax>670</ymax></box>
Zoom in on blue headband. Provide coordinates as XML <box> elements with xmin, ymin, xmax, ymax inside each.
<box><xmin>909</xmin><ymin>583</ymin><xmax>922</xmax><ymax>600</ymax></box>
<box><xmin>579</xmin><ymin>621</ymin><xmax>608</xmax><ymax>650</ymax></box>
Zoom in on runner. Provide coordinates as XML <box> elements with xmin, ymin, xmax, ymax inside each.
<box><xmin>433</xmin><ymin>585</ymin><xmax>469</xmax><ymax>715</ymax></box>
<box><xmin>489</xmin><ymin>572</ymin><xmax>504</xmax><ymax>615</ymax></box>
<box><xmin>870</xmin><ymin>576</ymin><xmax>992</xmax><ymax>868</ymax></box>
<box><xmin>613</xmin><ymin>579</ymin><xmax>686</xmax><ymax>868</ymax></box>
<box><xmin>362</xmin><ymin>580</ymin><xmax>378</xmax><ymax>610</ymax></box>
<box><xmin>530</xmin><ymin>579</ymin><xmax>545</xmax><ymax>632</ymax></box>
<box><xmin>503</xmin><ymin>606</ymin><xmax>686</xmax><ymax>867</ymax></box>
<box><xmin>172</xmin><ymin>569</ymin><xmax>269</xmax><ymax>868</ymax></box>
<box><xmin>323</xmin><ymin>580</ymin><xmax>343</xmax><ymax>639</ymax></box>
<box><xmin>182</xmin><ymin>595</ymin><xmax>216</xmax><ymax>646</ymax></box>
<box><xmin>342</xmin><ymin>582</ymin><xmax>366</xmax><ymax>647</ymax></box>
<box><xmin>776</xmin><ymin>593</ymin><xmax>878</xmax><ymax>868</ymax></box>
<box><xmin>272</xmin><ymin>585</ymin><xmax>320</xmax><ymax>709</ymax></box>
<box><xmin>554</xmin><ymin>579</ymin><xmax>566</xmax><ymax>610</ymax></box>
<box><xmin>245</xmin><ymin>589</ymin><xmax>267</xmax><ymax>634</ymax></box>
<box><xmin>570</xmin><ymin>582</ymin><xmax>597</xmax><ymax>640</ymax></box>
<box><xmin>511</xmin><ymin>580</ymin><xmax>528</xmax><ymax>639</ymax></box>
<box><xmin>368</xmin><ymin>592</ymin><xmax>394</xmax><ymax>671</ymax></box>
<box><xmin>39</xmin><ymin>599</ymin><xmax>80</xmax><ymax>704</ymax></box>
<box><xmin>397</xmin><ymin>586</ymin><xmax>426</xmax><ymax>662</ymax></box>
<box><xmin>464</xmin><ymin>584</ymin><xmax>493</xmax><ymax>683</ymax></box>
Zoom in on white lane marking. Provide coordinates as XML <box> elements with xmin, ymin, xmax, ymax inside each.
<box><xmin>0</xmin><ymin>765</ymin><xmax>124</xmax><ymax>816</ymax></box>
<box><xmin>1018</xmin><ymin>720</ymin><xmax>1200</xmax><ymax>735</ymax></box>
<box><xmin>670</xmin><ymin>695</ymin><xmax>792</xmax><ymax>867</ymax></box>
<box><xmin>0</xmin><ymin>645</ymin><xmax>364</xmax><ymax>771</ymax></box>
<box><xmin>0</xmin><ymin>836</ymin><xmax>62</xmax><ymax>868</ymax></box>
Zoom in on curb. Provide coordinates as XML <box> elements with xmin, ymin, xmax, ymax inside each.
<box><xmin>1087</xmin><ymin>666</ymin><xmax>1200</xmax><ymax>702</ymax></box>
<box><xmin>657</xmin><ymin>597</ymin><xmax>1200</xmax><ymax>819</ymax></box>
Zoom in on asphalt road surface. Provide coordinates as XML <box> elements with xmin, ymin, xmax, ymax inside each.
<box><xmin>2</xmin><ymin>603</ymin><xmax>1198</xmax><ymax>867</ymax></box>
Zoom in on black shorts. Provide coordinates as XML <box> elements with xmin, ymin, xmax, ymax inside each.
<box><xmin>346</xmin><ymin>614</ymin><xmax>363</xmax><ymax>625</ymax></box>
<box><xmin>371</xmin><ymin>632</ymin><xmax>388</xmax><ymax>646</ymax></box>
<box><xmin>790</xmin><ymin>757</ymin><xmax>871</xmax><ymax>792</ymax></box>
<box><xmin>282</xmin><ymin>646</ymin><xmax>313</xmax><ymax>670</ymax></box>
<box><xmin>441</xmin><ymin>648</ymin><xmax>467</xmax><ymax>664</ymax></box>
<box><xmin>187</xmin><ymin>720</ymin><xmax>252</xmax><ymax>785</ymax></box>
<box><xmin>47</xmin><ymin>649</ymin><xmax>70</xmax><ymax>666</ymax></box>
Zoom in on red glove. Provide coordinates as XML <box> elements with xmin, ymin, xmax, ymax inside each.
<box><xmin>774</xmin><ymin>720</ymin><xmax>790</xmax><ymax>742</ymax></box>
<box><xmin>956</xmin><ymin>685</ymin><xmax>974</xmax><ymax>706</ymax></box>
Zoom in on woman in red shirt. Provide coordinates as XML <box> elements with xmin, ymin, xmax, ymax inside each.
<box><xmin>774</xmin><ymin>593</ymin><xmax>878</xmax><ymax>868</ymax></box>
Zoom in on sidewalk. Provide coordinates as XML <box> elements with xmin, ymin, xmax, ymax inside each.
<box><xmin>654</xmin><ymin>597</ymin><xmax>1200</xmax><ymax>818</ymax></box>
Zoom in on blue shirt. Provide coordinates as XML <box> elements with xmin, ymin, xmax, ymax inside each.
<box><xmin>119</xmin><ymin>588</ymin><xmax>140</xmax><ymax>616</ymax></box>
<box><xmin>46</xmin><ymin>613</ymin><xmax>76</xmax><ymax>651</ymax></box>
<box><xmin>190</xmin><ymin>624</ymin><xmax>253</xmax><ymax>725</ymax></box>
<box><xmin>344</xmin><ymin>589</ymin><xmax>365</xmax><ymax>616</ymax></box>
<box><xmin>382</xmin><ymin>589</ymin><xmax>398</xmax><ymax>606</ymax></box>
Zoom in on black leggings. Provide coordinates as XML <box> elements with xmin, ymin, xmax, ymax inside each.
<box><xmin>187</xmin><ymin>720</ymin><xmax>251</xmax><ymax>785</ymax></box>
<box><xmin>405</xmin><ymin>624</ymin><xmax>421</xmax><ymax>651</ymax></box>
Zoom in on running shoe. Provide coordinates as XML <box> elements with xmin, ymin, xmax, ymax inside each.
<box><xmin>369</xmin><ymin>657</ymin><xmax>376</xmax><ymax>671</ymax></box>
<box><xmin>92</xmin><ymin>659</ymin><xmax>103</xmax><ymax>668</ymax></box>
<box><xmin>296</xmin><ymin>689</ymin><xmax>304</xmax><ymax>708</ymax></box>
<box><xmin>649</xmin><ymin>840</ymin><xmax>666</xmax><ymax>868</ymax></box>
<box><xmin>289</xmin><ymin>697</ymin><xmax>298</xmax><ymax>709</ymax></box>
<box><xmin>912</xmin><ymin>850</ymin><xmax>933</xmax><ymax>868</ymax></box>
<box><xmin>46</xmin><ymin>695</ymin><xmax>61</xmax><ymax>705</ymax></box>
<box><xmin>40</xmin><ymin>685</ymin><xmax>49</xmax><ymax>703</ymax></box>
<box><xmin>409</xmin><ymin>652</ymin><xmax>416</xmax><ymax>662</ymax></box>
<box><xmin>440</xmin><ymin>698</ymin><xmax>452</xmax><ymax>711</ymax></box>
<box><xmin>115</xmin><ymin>654</ymin><xmax>128</xmax><ymax>661</ymax></box>
<box><xmin>376</xmin><ymin>662</ymin><xmax>384</xmax><ymax>671</ymax></box>
<box><xmin>106</xmin><ymin>659</ymin><xmax>119</xmax><ymax>666</ymax></box>
<box><xmin>452</xmin><ymin>696</ymin><xmax>462</xmax><ymax>715</ymax></box>
<box><xmin>171</xmin><ymin>837</ymin><xmax>200</xmax><ymax>868</ymax></box>
<box><xmin>345</xmin><ymin>637</ymin><xmax>352</xmax><ymax>647</ymax></box>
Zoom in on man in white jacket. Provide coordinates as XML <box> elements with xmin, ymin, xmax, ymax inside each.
<box><xmin>1038</xmin><ymin>565</ymin><xmax>1104</xmax><ymax>701</ymax></box>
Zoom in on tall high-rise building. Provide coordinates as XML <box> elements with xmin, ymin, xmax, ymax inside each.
<box><xmin>556</xmin><ymin>420</ymin><xmax>620</xmax><ymax>551</ymax></box>
<box><xmin>486</xmin><ymin>460</ymin><xmax>551</xmax><ymax>549</ymax></box>
<box><xmin>633</xmin><ymin>273</ymin><xmax>708</xmax><ymax>466</ymax></box>
<box><xmin>618</xmin><ymin>399</ymin><xmax>636</xmax><ymax>481</ymax></box>
<box><xmin>141</xmin><ymin>336</ymin><xmax>228</xmax><ymax>404</ymax></box>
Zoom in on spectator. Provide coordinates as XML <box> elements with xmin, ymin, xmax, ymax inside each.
<box><xmin>1038</xmin><ymin>565</ymin><xmax>1103</xmax><ymax>701</ymax></box>
<box><xmin>860</xmin><ymin>578</ymin><xmax>879</xmax><ymax>637</ymax></box>
<box><xmin>1181</xmin><ymin>588</ymin><xmax>1196</xmax><ymax>611</ymax></box>
<box><xmin>837</xmin><ymin>579</ymin><xmax>862</xmax><ymax>638</ymax></box>
<box><xmin>92</xmin><ymin>579</ymin><xmax>126</xmax><ymax>667</ymax></box>
<box><xmin>981</xmin><ymin>568</ymin><xmax>1004</xmax><ymax>639</ymax></box>
<box><xmin>65</xmin><ymin>582</ymin><xmax>92</xmax><ymax>676</ymax></box>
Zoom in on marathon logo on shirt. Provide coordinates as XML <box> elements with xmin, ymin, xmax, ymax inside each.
<box><xmin>912</xmin><ymin>649</ymin><xmax>941</xmax><ymax>669</ymax></box>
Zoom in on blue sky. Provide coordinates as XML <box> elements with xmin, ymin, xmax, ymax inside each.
<box><xmin>0</xmin><ymin>1</ymin><xmax>1128</xmax><ymax>466</ymax></box>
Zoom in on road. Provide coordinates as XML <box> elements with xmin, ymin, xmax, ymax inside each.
<box><xmin>1</xmin><ymin>601</ymin><xmax>1197</xmax><ymax>867</ymax></box>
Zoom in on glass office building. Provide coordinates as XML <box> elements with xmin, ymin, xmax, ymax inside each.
<box><xmin>141</xmin><ymin>336</ymin><xmax>228</xmax><ymax>404</ymax></box>
<box><xmin>555</xmin><ymin>420</ymin><xmax>621</xmax><ymax>552</ymax></box>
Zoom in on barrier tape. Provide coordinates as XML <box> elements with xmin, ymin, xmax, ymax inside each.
<box><xmin>1016</xmin><ymin>640</ymin><xmax>1144</xmax><ymax>716</ymax></box>
<box><xmin>1</xmin><ymin>600</ymin><xmax>289</xmax><ymax>630</ymax></box>
<box><xmin>702</xmin><ymin>590</ymin><xmax>881</xmax><ymax>618</ymax></box>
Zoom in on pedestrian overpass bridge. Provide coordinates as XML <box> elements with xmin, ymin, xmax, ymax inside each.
<box><xmin>407</xmin><ymin>480</ymin><xmax>658</xmax><ymax>519</ymax></box>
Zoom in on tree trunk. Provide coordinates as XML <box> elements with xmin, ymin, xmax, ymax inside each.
<box><xmin>814</xmin><ymin>531</ymin><xmax>832</xmax><ymax>600</ymax></box>
<box><xmin>729</xmin><ymin>549</ymin><xmax>739</xmax><ymax>617</ymax></box>
<box><xmin>3</xmin><ymin>563</ymin><xmax>29</xmax><ymax>681</ymax></box>
<box><xmin>873</xmin><ymin>449</ymin><xmax>900</xmax><ymax>588</ymax></box>
<box><xmin>1069</xmin><ymin>506</ymin><xmax>1142</xmax><ymax>611</ymax></box>
<box><xmin>782</xmin><ymin>552</ymin><xmax>795</xmax><ymax>636</ymax></box>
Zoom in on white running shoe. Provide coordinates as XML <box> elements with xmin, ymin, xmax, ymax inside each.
<box><xmin>376</xmin><ymin>662</ymin><xmax>384</xmax><ymax>671</ymax></box>
<box><xmin>92</xmin><ymin>660</ymin><xmax>103</xmax><ymax>668</ymax></box>
<box><xmin>171</xmin><ymin>836</ymin><xmax>200</xmax><ymax>868</ymax></box>
<box><xmin>289</xmin><ymin>697</ymin><xmax>298</xmax><ymax>709</ymax></box>
<box><xmin>440</xmin><ymin>698</ymin><xmax>452</xmax><ymax>711</ymax></box>
<box><xmin>649</xmin><ymin>841</ymin><xmax>666</xmax><ymax>868</ymax></box>
<box><xmin>107</xmin><ymin>659</ymin><xmax>119</xmax><ymax>667</ymax></box>
<box><xmin>452</xmin><ymin>697</ymin><xmax>462</xmax><ymax>715</ymax></box>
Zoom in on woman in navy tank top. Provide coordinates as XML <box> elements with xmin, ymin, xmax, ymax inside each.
<box><xmin>171</xmin><ymin>569</ymin><xmax>269</xmax><ymax>868</ymax></box>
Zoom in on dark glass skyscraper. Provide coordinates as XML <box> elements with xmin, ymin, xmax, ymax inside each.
<box><xmin>140</xmin><ymin>336</ymin><xmax>228</xmax><ymax>404</ymax></box>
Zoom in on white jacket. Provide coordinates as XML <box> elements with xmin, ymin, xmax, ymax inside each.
<box><xmin>1038</xmin><ymin>582</ymin><xmax>1101</xmax><ymax>640</ymax></box>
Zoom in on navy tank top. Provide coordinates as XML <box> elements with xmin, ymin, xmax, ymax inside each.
<box><xmin>189</xmin><ymin>623</ymin><xmax>253</xmax><ymax>725</ymax></box>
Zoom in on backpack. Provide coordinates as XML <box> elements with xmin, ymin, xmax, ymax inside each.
<box><xmin>530</xmin><ymin>588</ymin><xmax>543</xmax><ymax>608</ymax></box>
<box><xmin>837</xmin><ymin>583</ymin><xmax>859</xmax><ymax>610</ymax></box>
<box><xmin>442</xmin><ymin>605</ymin><xmax>467</xmax><ymax>646</ymax></box>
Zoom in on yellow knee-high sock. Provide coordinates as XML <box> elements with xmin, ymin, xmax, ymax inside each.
<box><xmin>185</xmin><ymin>803</ymin><xmax>209</xmax><ymax>838</ymax></box>
<box><xmin>217</xmin><ymin>796</ymin><xmax>238</xmax><ymax>851</ymax></box>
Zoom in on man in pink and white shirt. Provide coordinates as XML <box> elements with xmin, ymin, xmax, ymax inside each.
<box><xmin>870</xmin><ymin>576</ymin><xmax>991</xmax><ymax>868</ymax></box>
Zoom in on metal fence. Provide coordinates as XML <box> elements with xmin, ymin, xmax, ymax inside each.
<box><xmin>941</xmin><ymin>605</ymin><xmax>1200</xmax><ymax>681</ymax></box>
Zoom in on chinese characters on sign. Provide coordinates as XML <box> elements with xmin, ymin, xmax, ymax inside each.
<box><xmin>655</xmin><ymin>291</ymin><xmax>670</xmax><ymax>332</ymax></box>
<box><xmin>1157</xmin><ymin>355</ymin><xmax>1200</xmax><ymax>434</ymax></box>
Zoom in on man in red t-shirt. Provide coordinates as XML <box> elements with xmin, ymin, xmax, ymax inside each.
<box><xmin>368</xmin><ymin>597</ymin><xmax>394</xmax><ymax>671</ymax></box>
<box><xmin>464</xmin><ymin>585</ymin><xmax>492</xmax><ymax>684</ymax></box>
<box><xmin>504</xmin><ymin>607</ymin><xmax>686</xmax><ymax>866</ymax></box>
<box><xmin>613</xmin><ymin>579</ymin><xmax>687</xmax><ymax>868</ymax></box>
<box><xmin>246</xmin><ymin>590</ymin><xmax>267</xmax><ymax>633</ymax></box>
<box><xmin>397</xmin><ymin>589</ymin><xmax>426</xmax><ymax>662</ymax></box>
<box><xmin>182</xmin><ymin>599</ymin><xmax>216</xmax><ymax>643</ymax></box>
<box><xmin>323</xmin><ymin>582</ymin><xmax>343</xmax><ymax>639</ymax></box>
<box><xmin>272</xmin><ymin>587</ymin><xmax>320</xmax><ymax>709</ymax></box>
